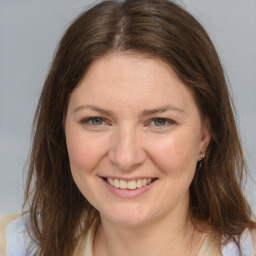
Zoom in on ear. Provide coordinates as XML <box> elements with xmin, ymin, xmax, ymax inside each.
<box><xmin>197</xmin><ymin>118</ymin><xmax>211</xmax><ymax>161</ymax></box>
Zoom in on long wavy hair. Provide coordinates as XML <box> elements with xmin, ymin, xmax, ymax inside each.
<box><xmin>22</xmin><ymin>0</ymin><xmax>255</xmax><ymax>255</ymax></box>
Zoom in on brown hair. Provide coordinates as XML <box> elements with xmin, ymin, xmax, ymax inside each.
<box><xmin>23</xmin><ymin>0</ymin><xmax>255</xmax><ymax>255</ymax></box>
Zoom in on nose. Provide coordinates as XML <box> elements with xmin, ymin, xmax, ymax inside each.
<box><xmin>108</xmin><ymin>124</ymin><xmax>146</xmax><ymax>171</ymax></box>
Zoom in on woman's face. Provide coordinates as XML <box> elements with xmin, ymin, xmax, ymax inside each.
<box><xmin>65</xmin><ymin>53</ymin><xmax>210</xmax><ymax>227</ymax></box>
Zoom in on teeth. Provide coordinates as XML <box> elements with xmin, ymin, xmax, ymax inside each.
<box><xmin>106</xmin><ymin>178</ymin><xmax>153</xmax><ymax>190</ymax></box>
<box><xmin>109</xmin><ymin>178</ymin><xmax>114</xmax><ymax>186</ymax></box>
<box><xmin>136</xmin><ymin>179</ymin><xmax>142</xmax><ymax>188</ymax></box>
<box><xmin>114</xmin><ymin>179</ymin><xmax>119</xmax><ymax>188</ymax></box>
<box><xmin>120</xmin><ymin>179</ymin><xmax>128</xmax><ymax>189</ymax></box>
<box><xmin>127</xmin><ymin>180</ymin><xmax>136</xmax><ymax>189</ymax></box>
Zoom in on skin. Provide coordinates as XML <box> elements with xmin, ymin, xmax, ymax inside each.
<box><xmin>65</xmin><ymin>53</ymin><xmax>211</xmax><ymax>255</ymax></box>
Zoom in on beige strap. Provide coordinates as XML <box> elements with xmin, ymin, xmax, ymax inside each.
<box><xmin>251</xmin><ymin>228</ymin><xmax>256</xmax><ymax>256</ymax></box>
<box><xmin>0</xmin><ymin>214</ymin><xmax>20</xmax><ymax>256</ymax></box>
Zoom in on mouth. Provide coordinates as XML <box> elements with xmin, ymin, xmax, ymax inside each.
<box><xmin>102</xmin><ymin>177</ymin><xmax>158</xmax><ymax>190</ymax></box>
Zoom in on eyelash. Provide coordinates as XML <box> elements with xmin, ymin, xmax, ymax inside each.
<box><xmin>80</xmin><ymin>116</ymin><xmax>175</xmax><ymax>129</ymax></box>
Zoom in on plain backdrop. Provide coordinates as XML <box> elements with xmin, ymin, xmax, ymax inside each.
<box><xmin>0</xmin><ymin>0</ymin><xmax>255</xmax><ymax>214</ymax></box>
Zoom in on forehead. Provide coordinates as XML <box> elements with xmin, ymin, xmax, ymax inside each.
<box><xmin>75</xmin><ymin>53</ymin><xmax>183</xmax><ymax>93</ymax></box>
<box><xmin>68</xmin><ymin>53</ymin><xmax>199</xmax><ymax>117</ymax></box>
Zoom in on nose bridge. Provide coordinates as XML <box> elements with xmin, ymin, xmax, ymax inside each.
<box><xmin>108</xmin><ymin>123</ymin><xmax>145</xmax><ymax>170</ymax></box>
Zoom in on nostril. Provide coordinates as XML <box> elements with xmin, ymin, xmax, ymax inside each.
<box><xmin>108</xmin><ymin>149</ymin><xmax>147</xmax><ymax>171</ymax></box>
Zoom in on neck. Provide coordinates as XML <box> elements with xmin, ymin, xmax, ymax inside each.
<box><xmin>93</xmin><ymin>199</ymin><xmax>205</xmax><ymax>256</ymax></box>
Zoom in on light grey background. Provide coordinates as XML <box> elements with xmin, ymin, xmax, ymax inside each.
<box><xmin>0</xmin><ymin>0</ymin><xmax>255</xmax><ymax>214</ymax></box>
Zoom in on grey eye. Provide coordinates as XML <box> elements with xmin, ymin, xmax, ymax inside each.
<box><xmin>153</xmin><ymin>118</ymin><xmax>167</xmax><ymax>126</ymax></box>
<box><xmin>91</xmin><ymin>117</ymin><xmax>104</xmax><ymax>125</ymax></box>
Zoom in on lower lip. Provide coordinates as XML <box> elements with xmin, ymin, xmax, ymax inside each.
<box><xmin>102</xmin><ymin>179</ymin><xmax>157</xmax><ymax>199</ymax></box>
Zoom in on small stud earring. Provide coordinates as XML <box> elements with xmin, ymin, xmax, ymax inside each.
<box><xmin>199</xmin><ymin>153</ymin><xmax>205</xmax><ymax>168</ymax></box>
<box><xmin>200</xmin><ymin>153</ymin><xmax>205</xmax><ymax>159</ymax></box>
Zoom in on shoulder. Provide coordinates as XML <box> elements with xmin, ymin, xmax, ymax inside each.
<box><xmin>221</xmin><ymin>228</ymin><xmax>256</xmax><ymax>256</ymax></box>
<box><xmin>199</xmin><ymin>228</ymin><xmax>256</xmax><ymax>256</ymax></box>
<box><xmin>6</xmin><ymin>215</ymin><xmax>30</xmax><ymax>256</ymax></box>
<box><xmin>0</xmin><ymin>214</ymin><xmax>20</xmax><ymax>256</ymax></box>
<box><xmin>1</xmin><ymin>214</ymin><xmax>35</xmax><ymax>256</ymax></box>
<box><xmin>251</xmin><ymin>228</ymin><xmax>256</xmax><ymax>255</ymax></box>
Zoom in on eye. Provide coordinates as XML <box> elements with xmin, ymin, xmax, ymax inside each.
<box><xmin>90</xmin><ymin>117</ymin><xmax>104</xmax><ymax>125</ymax></box>
<box><xmin>81</xmin><ymin>117</ymin><xmax>106</xmax><ymax>126</ymax></box>
<box><xmin>149</xmin><ymin>118</ymin><xmax>175</xmax><ymax>127</ymax></box>
<box><xmin>153</xmin><ymin>118</ymin><xmax>168</xmax><ymax>126</ymax></box>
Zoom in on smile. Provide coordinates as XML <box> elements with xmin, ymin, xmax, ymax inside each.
<box><xmin>105</xmin><ymin>178</ymin><xmax>155</xmax><ymax>190</ymax></box>
<box><xmin>104</xmin><ymin>178</ymin><xmax>156</xmax><ymax>190</ymax></box>
<box><xmin>101</xmin><ymin>177</ymin><xmax>158</xmax><ymax>198</ymax></box>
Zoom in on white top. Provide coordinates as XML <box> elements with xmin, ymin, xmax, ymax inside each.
<box><xmin>6</xmin><ymin>217</ymin><xmax>28</xmax><ymax>256</ymax></box>
<box><xmin>5</xmin><ymin>216</ymin><xmax>256</xmax><ymax>256</ymax></box>
<box><xmin>221</xmin><ymin>229</ymin><xmax>254</xmax><ymax>256</ymax></box>
<box><xmin>6</xmin><ymin>216</ymin><xmax>37</xmax><ymax>256</ymax></box>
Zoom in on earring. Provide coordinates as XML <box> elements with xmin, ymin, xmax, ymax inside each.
<box><xmin>200</xmin><ymin>153</ymin><xmax>205</xmax><ymax>159</ymax></box>
<box><xmin>199</xmin><ymin>153</ymin><xmax>205</xmax><ymax>168</ymax></box>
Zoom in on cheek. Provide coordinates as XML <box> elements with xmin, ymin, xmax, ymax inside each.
<box><xmin>66</xmin><ymin>132</ymin><xmax>107</xmax><ymax>175</ymax></box>
<box><xmin>147</xmin><ymin>133</ymin><xmax>199</xmax><ymax>175</ymax></box>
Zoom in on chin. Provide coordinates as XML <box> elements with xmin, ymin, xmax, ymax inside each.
<box><xmin>101</xmin><ymin>206</ymin><xmax>152</xmax><ymax>227</ymax></box>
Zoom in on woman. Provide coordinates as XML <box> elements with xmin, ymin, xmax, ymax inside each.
<box><xmin>4</xmin><ymin>0</ymin><xmax>256</xmax><ymax>255</ymax></box>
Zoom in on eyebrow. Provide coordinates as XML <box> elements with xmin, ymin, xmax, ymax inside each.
<box><xmin>139</xmin><ymin>104</ymin><xmax>184</xmax><ymax>117</ymax></box>
<box><xmin>72</xmin><ymin>104</ymin><xmax>184</xmax><ymax>117</ymax></box>
<box><xmin>73</xmin><ymin>105</ymin><xmax>116</xmax><ymax>117</ymax></box>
